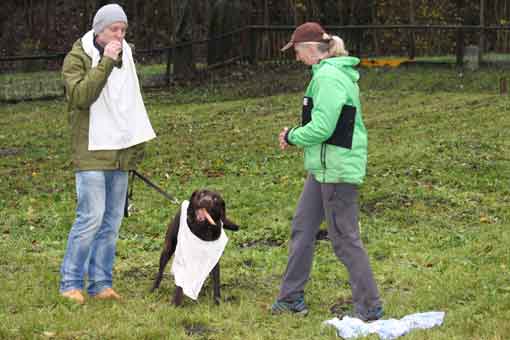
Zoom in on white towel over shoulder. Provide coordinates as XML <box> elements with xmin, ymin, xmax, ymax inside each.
<box><xmin>171</xmin><ymin>200</ymin><xmax>228</xmax><ymax>300</ymax></box>
<box><xmin>81</xmin><ymin>30</ymin><xmax>156</xmax><ymax>151</ymax></box>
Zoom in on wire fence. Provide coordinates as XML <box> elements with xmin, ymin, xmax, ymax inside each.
<box><xmin>1</xmin><ymin>24</ymin><xmax>510</xmax><ymax>101</ymax></box>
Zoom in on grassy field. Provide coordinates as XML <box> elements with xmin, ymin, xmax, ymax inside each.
<box><xmin>0</xmin><ymin>64</ymin><xmax>168</xmax><ymax>102</ymax></box>
<box><xmin>1</xmin><ymin>66</ymin><xmax>509</xmax><ymax>339</ymax></box>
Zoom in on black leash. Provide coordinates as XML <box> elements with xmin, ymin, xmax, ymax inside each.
<box><xmin>124</xmin><ymin>170</ymin><xmax>179</xmax><ymax>217</ymax></box>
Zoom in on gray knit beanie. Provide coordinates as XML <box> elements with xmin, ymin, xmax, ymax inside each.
<box><xmin>92</xmin><ymin>4</ymin><xmax>128</xmax><ymax>34</ymax></box>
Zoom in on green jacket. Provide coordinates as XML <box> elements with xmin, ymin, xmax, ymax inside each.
<box><xmin>287</xmin><ymin>57</ymin><xmax>367</xmax><ymax>184</ymax></box>
<box><xmin>62</xmin><ymin>39</ymin><xmax>145</xmax><ymax>171</ymax></box>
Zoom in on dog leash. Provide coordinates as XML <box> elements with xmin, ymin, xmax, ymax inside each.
<box><xmin>124</xmin><ymin>170</ymin><xmax>180</xmax><ymax>217</ymax></box>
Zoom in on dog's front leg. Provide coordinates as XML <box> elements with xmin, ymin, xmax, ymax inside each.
<box><xmin>211</xmin><ymin>263</ymin><xmax>221</xmax><ymax>305</ymax></box>
<box><xmin>151</xmin><ymin>214</ymin><xmax>180</xmax><ymax>292</ymax></box>
<box><xmin>151</xmin><ymin>240</ymin><xmax>175</xmax><ymax>292</ymax></box>
<box><xmin>172</xmin><ymin>286</ymin><xmax>184</xmax><ymax>306</ymax></box>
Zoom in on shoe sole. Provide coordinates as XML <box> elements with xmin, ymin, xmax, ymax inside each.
<box><xmin>271</xmin><ymin>308</ymin><xmax>309</xmax><ymax>316</ymax></box>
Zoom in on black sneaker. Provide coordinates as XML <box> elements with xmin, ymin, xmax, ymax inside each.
<box><xmin>271</xmin><ymin>296</ymin><xmax>309</xmax><ymax>316</ymax></box>
<box><xmin>352</xmin><ymin>306</ymin><xmax>384</xmax><ymax>322</ymax></box>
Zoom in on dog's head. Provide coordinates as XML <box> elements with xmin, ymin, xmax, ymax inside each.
<box><xmin>187</xmin><ymin>190</ymin><xmax>239</xmax><ymax>234</ymax></box>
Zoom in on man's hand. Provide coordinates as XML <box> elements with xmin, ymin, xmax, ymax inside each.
<box><xmin>104</xmin><ymin>40</ymin><xmax>122</xmax><ymax>60</ymax></box>
<box><xmin>279</xmin><ymin>127</ymin><xmax>290</xmax><ymax>150</ymax></box>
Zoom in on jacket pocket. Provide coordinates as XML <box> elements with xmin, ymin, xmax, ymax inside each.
<box><xmin>325</xmin><ymin>105</ymin><xmax>356</xmax><ymax>149</ymax></box>
<box><xmin>301</xmin><ymin>96</ymin><xmax>313</xmax><ymax>126</ymax></box>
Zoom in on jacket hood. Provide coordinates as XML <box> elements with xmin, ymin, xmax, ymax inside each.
<box><xmin>313</xmin><ymin>56</ymin><xmax>360</xmax><ymax>82</ymax></box>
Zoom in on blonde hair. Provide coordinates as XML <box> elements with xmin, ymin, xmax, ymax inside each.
<box><xmin>297</xmin><ymin>34</ymin><xmax>349</xmax><ymax>58</ymax></box>
<box><xmin>327</xmin><ymin>35</ymin><xmax>349</xmax><ymax>57</ymax></box>
<box><xmin>319</xmin><ymin>34</ymin><xmax>348</xmax><ymax>57</ymax></box>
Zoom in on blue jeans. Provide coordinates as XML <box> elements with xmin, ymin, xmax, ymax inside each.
<box><xmin>60</xmin><ymin>170</ymin><xmax>128</xmax><ymax>295</ymax></box>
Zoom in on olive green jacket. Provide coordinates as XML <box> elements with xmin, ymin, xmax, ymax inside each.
<box><xmin>62</xmin><ymin>39</ymin><xmax>145</xmax><ymax>171</ymax></box>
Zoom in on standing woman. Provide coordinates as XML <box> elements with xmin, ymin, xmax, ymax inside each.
<box><xmin>272</xmin><ymin>22</ymin><xmax>383</xmax><ymax>321</ymax></box>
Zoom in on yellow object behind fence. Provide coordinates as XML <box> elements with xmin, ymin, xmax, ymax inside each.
<box><xmin>360</xmin><ymin>58</ymin><xmax>414</xmax><ymax>68</ymax></box>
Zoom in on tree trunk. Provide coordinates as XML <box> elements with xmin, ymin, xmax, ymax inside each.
<box><xmin>24</xmin><ymin>0</ymin><xmax>34</xmax><ymax>37</ymax></box>
<box><xmin>337</xmin><ymin>0</ymin><xmax>344</xmax><ymax>26</ymax></box>
<box><xmin>456</xmin><ymin>0</ymin><xmax>465</xmax><ymax>66</ymax></box>
<box><xmin>479</xmin><ymin>0</ymin><xmax>485</xmax><ymax>62</ymax></box>
<box><xmin>82</xmin><ymin>0</ymin><xmax>88</xmax><ymax>34</ymax></box>
<box><xmin>348</xmin><ymin>0</ymin><xmax>356</xmax><ymax>25</ymax></box>
<box><xmin>44</xmin><ymin>0</ymin><xmax>50</xmax><ymax>51</ymax></box>
<box><xmin>408</xmin><ymin>0</ymin><xmax>416</xmax><ymax>59</ymax></box>
<box><xmin>263</xmin><ymin>0</ymin><xmax>270</xmax><ymax>59</ymax></box>
<box><xmin>174</xmin><ymin>0</ymin><xmax>194</xmax><ymax>78</ymax></box>
<box><xmin>371</xmin><ymin>0</ymin><xmax>379</xmax><ymax>56</ymax></box>
<box><xmin>126</xmin><ymin>0</ymin><xmax>138</xmax><ymax>45</ymax></box>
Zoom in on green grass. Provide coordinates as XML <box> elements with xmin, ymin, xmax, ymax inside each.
<box><xmin>1</xmin><ymin>66</ymin><xmax>510</xmax><ymax>339</ymax></box>
<box><xmin>0</xmin><ymin>64</ymin><xmax>168</xmax><ymax>102</ymax></box>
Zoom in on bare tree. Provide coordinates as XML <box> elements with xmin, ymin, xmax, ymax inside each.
<box><xmin>408</xmin><ymin>0</ymin><xmax>416</xmax><ymax>59</ymax></box>
<box><xmin>174</xmin><ymin>0</ymin><xmax>194</xmax><ymax>77</ymax></box>
<box><xmin>479</xmin><ymin>0</ymin><xmax>485</xmax><ymax>61</ymax></box>
<box><xmin>44</xmin><ymin>0</ymin><xmax>57</xmax><ymax>51</ymax></box>
<box><xmin>371</xmin><ymin>0</ymin><xmax>379</xmax><ymax>56</ymax></box>
<box><xmin>455</xmin><ymin>0</ymin><xmax>465</xmax><ymax>66</ymax></box>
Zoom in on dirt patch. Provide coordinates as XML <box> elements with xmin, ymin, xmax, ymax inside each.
<box><xmin>239</xmin><ymin>239</ymin><xmax>284</xmax><ymax>248</ymax></box>
<box><xmin>330</xmin><ymin>296</ymin><xmax>353</xmax><ymax>316</ymax></box>
<box><xmin>239</xmin><ymin>230</ymin><xmax>327</xmax><ymax>249</ymax></box>
<box><xmin>183</xmin><ymin>321</ymin><xmax>215</xmax><ymax>338</ymax></box>
<box><xmin>0</xmin><ymin>148</ymin><xmax>22</xmax><ymax>156</ymax></box>
<box><xmin>119</xmin><ymin>266</ymin><xmax>153</xmax><ymax>280</ymax></box>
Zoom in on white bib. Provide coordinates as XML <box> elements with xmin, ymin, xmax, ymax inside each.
<box><xmin>81</xmin><ymin>30</ymin><xmax>156</xmax><ymax>151</ymax></box>
<box><xmin>171</xmin><ymin>200</ymin><xmax>228</xmax><ymax>300</ymax></box>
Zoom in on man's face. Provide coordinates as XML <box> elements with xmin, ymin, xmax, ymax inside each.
<box><xmin>96</xmin><ymin>22</ymin><xmax>127</xmax><ymax>47</ymax></box>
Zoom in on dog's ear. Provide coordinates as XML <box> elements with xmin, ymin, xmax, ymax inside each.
<box><xmin>189</xmin><ymin>190</ymin><xmax>198</xmax><ymax>204</ymax></box>
<box><xmin>187</xmin><ymin>190</ymin><xmax>199</xmax><ymax>221</ymax></box>
<box><xmin>222</xmin><ymin>216</ymin><xmax>239</xmax><ymax>231</ymax></box>
<box><xmin>218</xmin><ymin>197</ymin><xmax>239</xmax><ymax>231</ymax></box>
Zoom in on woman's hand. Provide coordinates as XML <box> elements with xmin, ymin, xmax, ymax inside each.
<box><xmin>279</xmin><ymin>127</ymin><xmax>289</xmax><ymax>150</ymax></box>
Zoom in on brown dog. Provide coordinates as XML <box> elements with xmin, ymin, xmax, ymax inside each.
<box><xmin>151</xmin><ymin>190</ymin><xmax>239</xmax><ymax>305</ymax></box>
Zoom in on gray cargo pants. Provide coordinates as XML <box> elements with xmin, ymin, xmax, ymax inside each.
<box><xmin>278</xmin><ymin>174</ymin><xmax>381</xmax><ymax>315</ymax></box>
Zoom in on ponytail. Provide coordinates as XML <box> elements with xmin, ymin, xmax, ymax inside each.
<box><xmin>315</xmin><ymin>34</ymin><xmax>349</xmax><ymax>57</ymax></box>
<box><xmin>328</xmin><ymin>35</ymin><xmax>349</xmax><ymax>57</ymax></box>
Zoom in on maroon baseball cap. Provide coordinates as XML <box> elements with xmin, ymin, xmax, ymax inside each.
<box><xmin>281</xmin><ymin>22</ymin><xmax>328</xmax><ymax>52</ymax></box>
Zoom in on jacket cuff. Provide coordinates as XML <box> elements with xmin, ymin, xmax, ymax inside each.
<box><xmin>100</xmin><ymin>56</ymin><xmax>116</xmax><ymax>73</ymax></box>
<box><xmin>284</xmin><ymin>128</ymin><xmax>295</xmax><ymax>146</ymax></box>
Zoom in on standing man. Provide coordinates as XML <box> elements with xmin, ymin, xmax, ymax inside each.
<box><xmin>60</xmin><ymin>4</ymin><xmax>156</xmax><ymax>304</ymax></box>
<box><xmin>271</xmin><ymin>22</ymin><xmax>383</xmax><ymax>321</ymax></box>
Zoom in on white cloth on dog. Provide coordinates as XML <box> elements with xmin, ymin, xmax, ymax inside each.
<box><xmin>171</xmin><ymin>200</ymin><xmax>228</xmax><ymax>300</ymax></box>
<box><xmin>81</xmin><ymin>29</ymin><xmax>156</xmax><ymax>151</ymax></box>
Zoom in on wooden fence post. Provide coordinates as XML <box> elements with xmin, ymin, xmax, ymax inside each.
<box><xmin>166</xmin><ymin>47</ymin><xmax>173</xmax><ymax>85</ymax></box>
<box><xmin>479</xmin><ymin>0</ymin><xmax>485</xmax><ymax>64</ymax></box>
<box><xmin>456</xmin><ymin>27</ymin><xmax>465</xmax><ymax>66</ymax></box>
<box><xmin>500</xmin><ymin>77</ymin><xmax>508</xmax><ymax>95</ymax></box>
<box><xmin>356</xmin><ymin>28</ymin><xmax>363</xmax><ymax>57</ymax></box>
<box><xmin>249</xmin><ymin>26</ymin><xmax>258</xmax><ymax>65</ymax></box>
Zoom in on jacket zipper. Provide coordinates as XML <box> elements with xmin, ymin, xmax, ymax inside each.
<box><xmin>321</xmin><ymin>143</ymin><xmax>327</xmax><ymax>181</ymax></box>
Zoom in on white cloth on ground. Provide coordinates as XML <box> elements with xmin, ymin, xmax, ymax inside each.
<box><xmin>170</xmin><ymin>200</ymin><xmax>228</xmax><ymax>300</ymax></box>
<box><xmin>323</xmin><ymin>311</ymin><xmax>445</xmax><ymax>340</ymax></box>
<box><xmin>81</xmin><ymin>29</ymin><xmax>156</xmax><ymax>151</ymax></box>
